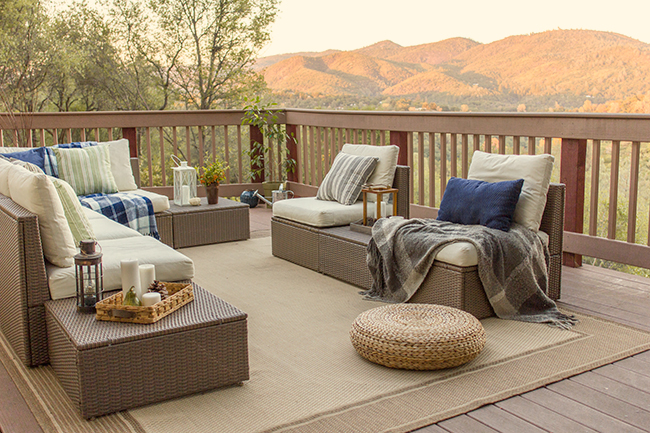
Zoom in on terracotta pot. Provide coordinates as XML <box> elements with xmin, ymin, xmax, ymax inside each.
<box><xmin>206</xmin><ymin>184</ymin><xmax>219</xmax><ymax>204</ymax></box>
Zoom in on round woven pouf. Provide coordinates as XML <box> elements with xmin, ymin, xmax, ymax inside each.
<box><xmin>350</xmin><ymin>304</ymin><xmax>486</xmax><ymax>370</ymax></box>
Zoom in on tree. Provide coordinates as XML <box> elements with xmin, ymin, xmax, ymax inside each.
<box><xmin>106</xmin><ymin>0</ymin><xmax>278</xmax><ymax>110</ymax></box>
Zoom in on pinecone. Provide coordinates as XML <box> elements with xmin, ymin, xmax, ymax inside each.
<box><xmin>147</xmin><ymin>280</ymin><xmax>169</xmax><ymax>300</ymax></box>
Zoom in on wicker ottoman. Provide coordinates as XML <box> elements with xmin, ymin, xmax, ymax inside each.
<box><xmin>350</xmin><ymin>304</ymin><xmax>486</xmax><ymax>370</ymax></box>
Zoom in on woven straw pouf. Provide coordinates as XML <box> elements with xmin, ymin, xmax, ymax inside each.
<box><xmin>350</xmin><ymin>303</ymin><xmax>486</xmax><ymax>370</ymax></box>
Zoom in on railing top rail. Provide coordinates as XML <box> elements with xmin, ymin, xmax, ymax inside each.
<box><xmin>284</xmin><ymin>108</ymin><xmax>650</xmax><ymax>142</ymax></box>
<box><xmin>2</xmin><ymin>108</ymin><xmax>650</xmax><ymax>142</ymax></box>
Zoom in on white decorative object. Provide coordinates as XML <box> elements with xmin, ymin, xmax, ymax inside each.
<box><xmin>120</xmin><ymin>259</ymin><xmax>140</xmax><ymax>301</ymax></box>
<box><xmin>380</xmin><ymin>201</ymin><xmax>387</xmax><ymax>218</ymax></box>
<box><xmin>141</xmin><ymin>292</ymin><xmax>161</xmax><ymax>307</ymax></box>
<box><xmin>189</xmin><ymin>197</ymin><xmax>201</xmax><ymax>206</ymax></box>
<box><xmin>171</xmin><ymin>155</ymin><xmax>197</xmax><ymax>206</ymax></box>
<box><xmin>139</xmin><ymin>264</ymin><xmax>155</xmax><ymax>300</ymax></box>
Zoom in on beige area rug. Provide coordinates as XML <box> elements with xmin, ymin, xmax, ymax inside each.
<box><xmin>2</xmin><ymin>237</ymin><xmax>650</xmax><ymax>433</ymax></box>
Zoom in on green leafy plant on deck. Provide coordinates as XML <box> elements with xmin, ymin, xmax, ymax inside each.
<box><xmin>241</xmin><ymin>96</ymin><xmax>296</xmax><ymax>182</ymax></box>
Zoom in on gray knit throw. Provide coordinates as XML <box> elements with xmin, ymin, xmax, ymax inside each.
<box><xmin>363</xmin><ymin>218</ymin><xmax>577</xmax><ymax>328</ymax></box>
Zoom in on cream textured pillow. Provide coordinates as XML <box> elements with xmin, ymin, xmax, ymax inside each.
<box><xmin>7</xmin><ymin>165</ymin><xmax>77</xmax><ymax>267</ymax></box>
<box><xmin>54</xmin><ymin>145</ymin><xmax>118</xmax><ymax>196</ymax></box>
<box><xmin>0</xmin><ymin>157</ymin><xmax>11</xmax><ymax>196</ymax></box>
<box><xmin>467</xmin><ymin>151</ymin><xmax>554</xmax><ymax>232</ymax></box>
<box><xmin>341</xmin><ymin>144</ymin><xmax>399</xmax><ymax>201</ymax></box>
<box><xmin>98</xmin><ymin>139</ymin><xmax>139</xmax><ymax>191</ymax></box>
<box><xmin>50</xmin><ymin>177</ymin><xmax>96</xmax><ymax>244</ymax></box>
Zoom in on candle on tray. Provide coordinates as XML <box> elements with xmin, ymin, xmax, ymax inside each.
<box><xmin>120</xmin><ymin>259</ymin><xmax>140</xmax><ymax>302</ymax></box>
<box><xmin>181</xmin><ymin>185</ymin><xmax>190</xmax><ymax>205</ymax></box>
<box><xmin>141</xmin><ymin>292</ymin><xmax>161</xmax><ymax>307</ymax></box>
<box><xmin>139</xmin><ymin>264</ymin><xmax>156</xmax><ymax>301</ymax></box>
<box><xmin>380</xmin><ymin>201</ymin><xmax>387</xmax><ymax>218</ymax></box>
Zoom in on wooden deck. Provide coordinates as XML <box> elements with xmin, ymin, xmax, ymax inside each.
<box><xmin>1</xmin><ymin>205</ymin><xmax>649</xmax><ymax>433</ymax></box>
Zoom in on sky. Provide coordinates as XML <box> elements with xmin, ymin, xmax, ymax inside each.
<box><xmin>260</xmin><ymin>0</ymin><xmax>650</xmax><ymax>56</ymax></box>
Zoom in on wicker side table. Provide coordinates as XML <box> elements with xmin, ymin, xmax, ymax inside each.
<box><xmin>165</xmin><ymin>197</ymin><xmax>250</xmax><ymax>248</ymax></box>
<box><xmin>350</xmin><ymin>304</ymin><xmax>486</xmax><ymax>370</ymax></box>
<box><xmin>45</xmin><ymin>283</ymin><xmax>249</xmax><ymax>418</ymax></box>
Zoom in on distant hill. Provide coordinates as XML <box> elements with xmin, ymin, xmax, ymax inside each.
<box><xmin>256</xmin><ymin>30</ymin><xmax>650</xmax><ymax>111</ymax></box>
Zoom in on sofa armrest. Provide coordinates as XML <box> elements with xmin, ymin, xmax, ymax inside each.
<box><xmin>130</xmin><ymin>157</ymin><xmax>141</xmax><ymax>189</ymax></box>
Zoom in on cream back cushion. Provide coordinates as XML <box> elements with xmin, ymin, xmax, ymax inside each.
<box><xmin>7</xmin><ymin>165</ymin><xmax>77</xmax><ymax>267</ymax></box>
<box><xmin>341</xmin><ymin>144</ymin><xmax>399</xmax><ymax>201</ymax></box>
<box><xmin>0</xmin><ymin>157</ymin><xmax>11</xmax><ymax>196</ymax></box>
<box><xmin>467</xmin><ymin>151</ymin><xmax>554</xmax><ymax>232</ymax></box>
<box><xmin>99</xmin><ymin>139</ymin><xmax>139</xmax><ymax>191</ymax></box>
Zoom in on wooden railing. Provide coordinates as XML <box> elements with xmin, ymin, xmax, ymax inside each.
<box><xmin>2</xmin><ymin>109</ymin><xmax>650</xmax><ymax>272</ymax></box>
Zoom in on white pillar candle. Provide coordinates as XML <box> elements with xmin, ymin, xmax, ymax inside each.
<box><xmin>139</xmin><ymin>264</ymin><xmax>156</xmax><ymax>300</ymax></box>
<box><xmin>380</xmin><ymin>201</ymin><xmax>387</xmax><ymax>218</ymax></box>
<box><xmin>181</xmin><ymin>185</ymin><xmax>190</xmax><ymax>205</ymax></box>
<box><xmin>141</xmin><ymin>292</ymin><xmax>161</xmax><ymax>307</ymax></box>
<box><xmin>120</xmin><ymin>259</ymin><xmax>140</xmax><ymax>301</ymax></box>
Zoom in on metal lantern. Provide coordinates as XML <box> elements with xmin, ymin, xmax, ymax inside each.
<box><xmin>75</xmin><ymin>240</ymin><xmax>103</xmax><ymax>313</ymax></box>
<box><xmin>171</xmin><ymin>155</ymin><xmax>197</xmax><ymax>206</ymax></box>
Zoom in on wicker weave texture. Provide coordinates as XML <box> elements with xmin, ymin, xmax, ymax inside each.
<box><xmin>167</xmin><ymin>198</ymin><xmax>249</xmax><ymax>248</ymax></box>
<box><xmin>320</xmin><ymin>233</ymin><xmax>373</xmax><ymax>289</ymax></box>
<box><xmin>350</xmin><ymin>304</ymin><xmax>486</xmax><ymax>370</ymax></box>
<box><xmin>271</xmin><ymin>218</ymin><xmax>320</xmax><ymax>271</ymax></box>
<box><xmin>45</xmin><ymin>283</ymin><xmax>249</xmax><ymax>418</ymax></box>
<box><xmin>155</xmin><ymin>211</ymin><xmax>174</xmax><ymax>247</ymax></box>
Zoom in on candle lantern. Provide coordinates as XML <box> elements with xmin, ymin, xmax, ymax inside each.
<box><xmin>75</xmin><ymin>240</ymin><xmax>103</xmax><ymax>313</ymax></box>
<box><xmin>171</xmin><ymin>155</ymin><xmax>197</xmax><ymax>206</ymax></box>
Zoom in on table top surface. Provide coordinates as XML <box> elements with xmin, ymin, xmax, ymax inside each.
<box><xmin>167</xmin><ymin>196</ymin><xmax>249</xmax><ymax>214</ymax></box>
<box><xmin>45</xmin><ymin>283</ymin><xmax>247</xmax><ymax>350</ymax></box>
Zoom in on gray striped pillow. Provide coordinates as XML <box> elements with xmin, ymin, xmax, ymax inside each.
<box><xmin>54</xmin><ymin>145</ymin><xmax>118</xmax><ymax>196</ymax></box>
<box><xmin>317</xmin><ymin>153</ymin><xmax>378</xmax><ymax>205</ymax></box>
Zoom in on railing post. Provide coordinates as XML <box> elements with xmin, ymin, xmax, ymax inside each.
<box><xmin>122</xmin><ymin>127</ymin><xmax>138</xmax><ymax>158</ymax></box>
<box><xmin>390</xmin><ymin>131</ymin><xmax>408</xmax><ymax>166</ymax></box>
<box><xmin>560</xmin><ymin>138</ymin><xmax>587</xmax><ymax>267</ymax></box>
<box><xmin>286</xmin><ymin>124</ymin><xmax>298</xmax><ymax>183</ymax></box>
<box><xmin>250</xmin><ymin>125</ymin><xmax>264</xmax><ymax>183</ymax></box>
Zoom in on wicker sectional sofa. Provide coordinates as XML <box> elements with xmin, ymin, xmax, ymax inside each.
<box><xmin>0</xmin><ymin>147</ymin><xmax>194</xmax><ymax>367</ymax></box>
<box><xmin>271</xmin><ymin>164</ymin><xmax>565</xmax><ymax>320</ymax></box>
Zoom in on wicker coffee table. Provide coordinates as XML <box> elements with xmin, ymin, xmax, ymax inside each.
<box><xmin>45</xmin><ymin>283</ymin><xmax>249</xmax><ymax>418</ymax></box>
<box><xmin>158</xmin><ymin>197</ymin><xmax>249</xmax><ymax>248</ymax></box>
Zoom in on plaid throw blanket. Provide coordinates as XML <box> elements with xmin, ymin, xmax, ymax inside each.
<box><xmin>80</xmin><ymin>192</ymin><xmax>160</xmax><ymax>239</ymax></box>
<box><xmin>364</xmin><ymin>217</ymin><xmax>576</xmax><ymax>328</ymax></box>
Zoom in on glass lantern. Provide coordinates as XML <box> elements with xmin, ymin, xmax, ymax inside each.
<box><xmin>75</xmin><ymin>240</ymin><xmax>103</xmax><ymax>313</ymax></box>
<box><xmin>171</xmin><ymin>155</ymin><xmax>197</xmax><ymax>206</ymax></box>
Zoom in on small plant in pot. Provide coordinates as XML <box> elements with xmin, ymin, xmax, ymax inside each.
<box><xmin>197</xmin><ymin>158</ymin><xmax>228</xmax><ymax>205</ymax></box>
<box><xmin>242</xmin><ymin>96</ymin><xmax>296</xmax><ymax>200</ymax></box>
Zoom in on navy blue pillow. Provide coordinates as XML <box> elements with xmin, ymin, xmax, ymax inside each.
<box><xmin>437</xmin><ymin>177</ymin><xmax>524</xmax><ymax>232</ymax></box>
<box><xmin>2</xmin><ymin>147</ymin><xmax>48</xmax><ymax>171</ymax></box>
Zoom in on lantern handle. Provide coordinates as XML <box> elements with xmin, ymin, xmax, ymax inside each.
<box><xmin>170</xmin><ymin>154</ymin><xmax>183</xmax><ymax>167</ymax></box>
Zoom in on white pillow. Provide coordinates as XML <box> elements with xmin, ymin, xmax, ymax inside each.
<box><xmin>0</xmin><ymin>157</ymin><xmax>11</xmax><ymax>196</ymax></box>
<box><xmin>342</xmin><ymin>144</ymin><xmax>399</xmax><ymax>201</ymax></box>
<box><xmin>467</xmin><ymin>151</ymin><xmax>554</xmax><ymax>232</ymax></box>
<box><xmin>98</xmin><ymin>139</ymin><xmax>139</xmax><ymax>191</ymax></box>
<box><xmin>7</xmin><ymin>165</ymin><xmax>77</xmax><ymax>267</ymax></box>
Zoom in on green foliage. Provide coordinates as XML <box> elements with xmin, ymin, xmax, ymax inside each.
<box><xmin>241</xmin><ymin>96</ymin><xmax>295</xmax><ymax>181</ymax></box>
<box><xmin>197</xmin><ymin>158</ymin><xmax>228</xmax><ymax>186</ymax></box>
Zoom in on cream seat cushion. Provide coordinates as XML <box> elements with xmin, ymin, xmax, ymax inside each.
<box><xmin>467</xmin><ymin>151</ymin><xmax>554</xmax><ymax>232</ymax></box>
<box><xmin>83</xmin><ymin>207</ymin><xmax>143</xmax><ymax>240</ymax></box>
<box><xmin>434</xmin><ymin>230</ymin><xmax>549</xmax><ymax>267</ymax></box>
<box><xmin>124</xmin><ymin>189</ymin><xmax>171</xmax><ymax>213</ymax></box>
<box><xmin>7</xmin><ymin>164</ymin><xmax>77</xmax><ymax>268</ymax></box>
<box><xmin>274</xmin><ymin>197</ymin><xmax>365</xmax><ymax>227</ymax></box>
<box><xmin>46</xmin><ymin>236</ymin><xmax>195</xmax><ymax>300</ymax></box>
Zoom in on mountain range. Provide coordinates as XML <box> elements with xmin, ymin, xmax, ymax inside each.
<box><xmin>255</xmin><ymin>30</ymin><xmax>650</xmax><ymax>111</ymax></box>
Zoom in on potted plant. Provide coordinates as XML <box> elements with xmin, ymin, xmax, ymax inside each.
<box><xmin>242</xmin><ymin>96</ymin><xmax>296</xmax><ymax>200</ymax></box>
<box><xmin>197</xmin><ymin>158</ymin><xmax>228</xmax><ymax>204</ymax></box>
